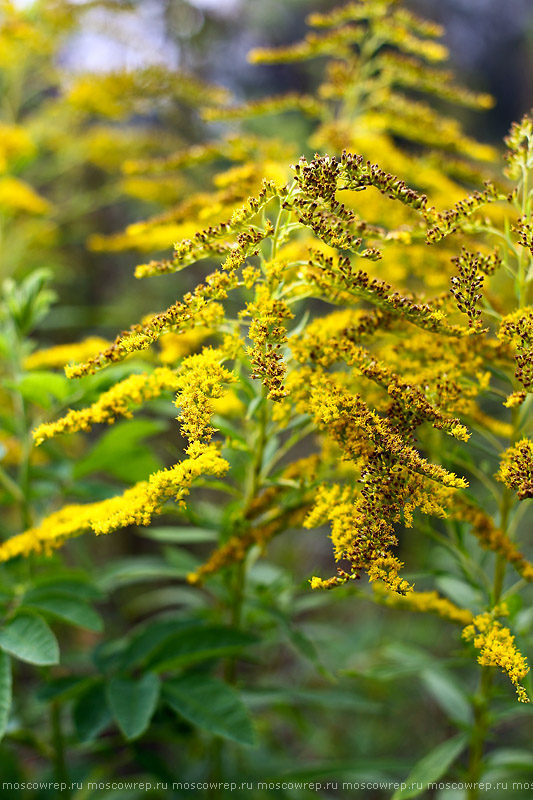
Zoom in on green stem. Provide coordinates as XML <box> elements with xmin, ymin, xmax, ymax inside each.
<box><xmin>7</xmin><ymin>329</ymin><xmax>34</xmax><ymax>530</ymax></box>
<box><xmin>0</xmin><ymin>464</ymin><xmax>25</xmax><ymax>504</ymax></box>
<box><xmin>466</xmin><ymin>411</ymin><xmax>519</xmax><ymax>798</ymax></box>
<box><xmin>51</xmin><ymin>702</ymin><xmax>71</xmax><ymax>798</ymax></box>
<box><xmin>466</xmin><ymin>667</ymin><xmax>493</xmax><ymax>800</ymax></box>
<box><xmin>210</xmin><ymin>395</ymin><xmax>268</xmax><ymax>793</ymax></box>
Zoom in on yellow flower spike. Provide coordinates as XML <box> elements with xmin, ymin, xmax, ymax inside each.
<box><xmin>504</xmin><ymin>391</ymin><xmax>526</xmax><ymax>409</ymax></box>
<box><xmin>373</xmin><ymin>583</ymin><xmax>474</xmax><ymax>626</ymax></box>
<box><xmin>0</xmin><ymin>444</ymin><xmax>229</xmax><ymax>563</ymax></box>
<box><xmin>367</xmin><ymin>556</ymin><xmax>413</xmax><ymax>596</ymax></box>
<box><xmin>0</xmin><ymin>176</ymin><xmax>50</xmax><ymax>215</ymax></box>
<box><xmin>244</xmin><ymin>288</ymin><xmax>294</xmax><ymax>401</ymax></box>
<box><xmin>189</xmin><ymin>502</ymin><xmax>311</xmax><ymax>586</ymax></box>
<box><xmin>496</xmin><ymin>439</ymin><xmax>533</xmax><ymax>501</ymax></box>
<box><xmin>65</xmin><ymin>284</ymin><xmax>229</xmax><ymax>378</ymax></box>
<box><xmin>462</xmin><ymin>609</ymin><xmax>530</xmax><ymax>703</ymax></box>
<box><xmin>454</xmin><ymin>499</ymin><xmax>533</xmax><ymax>583</ymax></box>
<box><xmin>33</xmin><ymin>367</ymin><xmax>180</xmax><ymax>445</ymax></box>
<box><xmin>158</xmin><ymin>328</ymin><xmax>212</xmax><ymax>365</ymax></box>
<box><xmin>67</xmin><ymin>66</ymin><xmax>229</xmax><ymax>120</ymax></box>
<box><xmin>174</xmin><ymin>347</ymin><xmax>236</xmax><ymax>444</ymax></box>
<box><xmin>498</xmin><ymin>308</ymin><xmax>533</xmax><ymax>390</ymax></box>
<box><xmin>24</xmin><ymin>337</ymin><xmax>113</xmax><ymax>371</ymax></box>
<box><xmin>0</xmin><ymin>123</ymin><xmax>35</xmax><ymax>172</ymax></box>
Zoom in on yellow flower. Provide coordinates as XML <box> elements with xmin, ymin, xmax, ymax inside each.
<box><xmin>33</xmin><ymin>368</ymin><xmax>179</xmax><ymax>444</ymax></box>
<box><xmin>174</xmin><ymin>347</ymin><xmax>236</xmax><ymax>443</ymax></box>
<box><xmin>463</xmin><ymin>607</ymin><xmax>530</xmax><ymax>702</ymax></box>
<box><xmin>0</xmin><ymin>444</ymin><xmax>228</xmax><ymax>563</ymax></box>
<box><xmin>0</xmin><ymin>176</ymin><xmax>50</xmax><ymax>215</ymax></box>
<box><xmin>24</xmin><ymin>338</ymin><xmax>113</xmax><ymax>371</ymax></box>
<box><xmin>496</xmin><ymin>439</ymin><xmax>533</xmax><ymax>501</ymax></box>
<box><xmin>373</xmin><ymin>583</ymin><xmax>473</xmax><ymax>626</ymax></box>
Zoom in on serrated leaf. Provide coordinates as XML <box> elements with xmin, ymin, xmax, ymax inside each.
<box><xmin>163</xmin><ymin>674</ymin><xmax>255</xmax><ymax>746</ymax></box>
<box><xmin>73</xmin><ymin>682</ymin><xmax>112</xmax><ymax>743</ymax></box>
<box><xmin>107</xmin><ymin>673</ymin><xmax>160</xmax><ymax>741</ymax></box>
<box><xmin>0</xmin><ymin>652</ymin><xmax>11</xmax><ymax>741</ymax></box>
<box><xmin>22</xmin><ymin>595</ymin><xmax>103</xmax><ymax>632</ymax></box>
<box><xmin>146</xmin><ymin>625</ymin><xmax>258</xmax><ymax>672</ymax></box>
<box><xmin>392</xmin><ymin>734</ymin><xmax>468</xmax><ymax>799</ymax></box>
<box><xmin>0</xmin><ymin>613</ymin><xmax>59</xmax><ymax>665</ymax></box>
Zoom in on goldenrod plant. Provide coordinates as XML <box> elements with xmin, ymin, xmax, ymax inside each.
<box><xmin>1</xmin><ymin>0</ymin><xmax>533</xmax><ymax>796</ymax></box>
<box><xmin>0</xmin><ymin>0</ymin><xmax>226</xmax><ymax>297</ymax></box>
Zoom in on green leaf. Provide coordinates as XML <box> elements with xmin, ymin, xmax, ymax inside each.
<box><xmin>211</xmin><ymin>415</ymin><xmax>247</xmax><ymax>444</ymax></box>
<box><xmin>8</xmin><ymin>371</ymin><xmax>70</xmax><ymax>409</ymax></box>
<box><xmin>146</xmin><ymin>625</ymin><xmax>258</xmax><ymax>672</ymax></box>
<box><xmin>137</xmin><ymin>526</ymin><xmax>218</xmax><ymax>543</ymax></box>
<box><xmin>421</xmin><ymin>669</ymin><xmax>472</xmax><ymax>726</ymax></box>
<box><xmin>0</xmin><ymin>652</ymin><xmax>11</xmax><ymax>741</ymax></box>
<box><xmin>25</xmin><ymin>575</ymin><xmax>104</xmax><ymax>602</ymax></box>
<box><xmin>97</xmin><ymin>557</ymin><xmax>190</xmax><ymax>591</ymax></box>
<box><xmin>391</xmin><ymin>734</ymin><xmax>468</xmax><ymax>799</ymax></box>
<box><xmin>37</xmin><ymin>676</ymin><xmax>94</xmax><ymax>703</ymax></box>
<box><xmin>0</xmin><ymin>613</ymin><xmax>59</xmax><ymax>665</ymax></box>
<box><xmin>485</xmin><ymin>748</ymin><xmax>533</xmax><ymax>770</ymax></box>
<box><xmin>163</xmin><ymin>545</ymin><xmax>200</xmax><ymax>572</ymax></box>
<box><xmin>243</xmin><ymin>687</ymin><xmax>379</xmax><ymax>713</ymax></box>
<box><xmin>74</xmin><ymin>418</ymin><xmax>165</xmax><ymax>482</ymax></box>
<box><xmin>269</xmin><ymin>758</ymin><xmax>407</xmax><ymax>782</ymax></box>
<box><xmin>264</xmin><ymin>605</ymin><xmax>331</xmax><ymax>679</ymax></box>
<box><xmin>119</xmin><ymin>618</ymin><xmax>198</xmax><ymax>669</ymax></box>
<box><xmin>246</xmin><ymin>394</ymin><xmax>264</xmax><ymax>421</ymax></box>
<box><xmin>73</xmin><ymin>682</ymin><xmax>112</xmax><ymax>743</ymax></box>
<box><xmin>435</xmin><ymin>576</ymin><xmax>482</xmax><ymax>610</ymax></box>
<box><xmin>504</xmin><ymin>593</ymin><xmax>522</xmax><ymax>619</ymax></box>
<box><xmin>122</xmin><ymin>587</ymin><xmax>207</xmax><ymax>618</ymax></box>
<box><xmin>107</xmin><ymin>673</ymin><xmax>160</xmax><ymax>741</ymax></box>
<box><xmin>163</xmin><ymin>674</ymin><xmax>255</xmax><ymax>746</ymax></box>
<box><xmin>21</xmin><ymin>595</ymin><xmax>103</xmax><ymax>632</ymax></box>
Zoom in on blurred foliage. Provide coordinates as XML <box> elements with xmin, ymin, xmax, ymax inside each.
<box><xmin>0</xmin><ymin>1</ymin><xmax>533</xmax><ymax>800</ymax></box>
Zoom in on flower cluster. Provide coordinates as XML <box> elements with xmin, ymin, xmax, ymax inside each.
<box><xmin>33</xmin><ymin>368</ymin><xmax>180</xmax><ymax>444</ymax></box>
<box><xmin>504</xmin><ymin>112</ymin><xmax>533</xmax><ymax>181</ymax></box>
<box><xmin>496</xmin><ymin>439</ymin><xmax>533</xmax><ymax>501</ymax></box>
<box><xmin>24</xmin><ymin>337</ymin><xmax>113</xmax><ymax>371</ymax></box>
<box><xmin>243</xmin><ymin>289</ymin><xmax>294</xmax><ymax>401</ymax></box>
<box><xmin>425</xmin><ymin>183</ymin><xmax>499</xmax><ymax>244</ymax></box>
<box><xmin>0</xmin><ymin>443</ymin><xmax>228</xmax><ymax>561</ymax></box>
<box><xmin>462</xmin><ymin>607</ymin><xmax>530</xmax><ymax>703</ymax></box>
<box><xmin>373</xmin><ymin>584</ymin><xmax>473</xmax><ymax>626</ymax></box>
<box><xmin>450</xmin><ymin>250</ymin><xmax>486</xmax><ymax>330</ymax></box>
<box><xmin>174</xmin><ymin>347</ymin><xmax>236</xmax><ymax>444</ymax></box>
<box><xmin>455</xmin><ymin>500</ymin><xmax>533</xmax><ymax>581</ymax></box>
<box><xmin>498</xmin><ymin>308</ymin><xmax>533</xmax><ymax>390</ymax></box>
